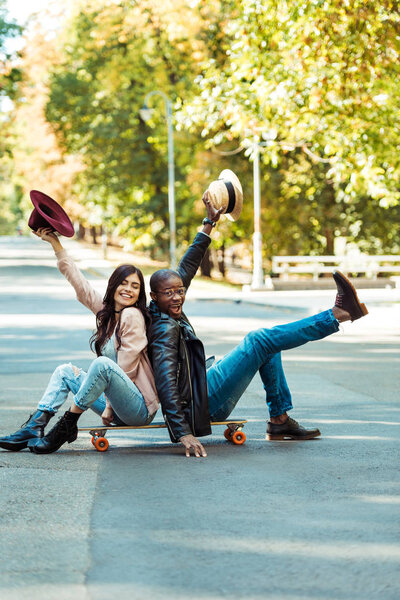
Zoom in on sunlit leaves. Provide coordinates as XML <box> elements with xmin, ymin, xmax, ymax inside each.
<box><xmin>177</xmin><ymin>0</ymin><xmax>400</xmax><ymax>251</ymax></box>
<box><xmin>180</xmin><ymin>1</ymin><xmax>400</xmax><ymax>199</ymax></box>
<box><xmin>4</xmin><ymin>0</ymin><xmax>400</xmax><ymax>255</ymax></box>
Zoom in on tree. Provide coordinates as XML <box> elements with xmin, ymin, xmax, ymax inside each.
<box><xmin>44</xmin><ymin>0</ymin><xmax>213</xmax><ymax>257</ymax></box>
<box><xmin>4</xmin><ymin>6</ymin><xmax>84</xmax><ymax>233</ymax></box>
<box><xmin>178</xmin><ymin>0</ymin><xmax>400</xmax><ymax>254</ymax></box>
<box><xmin>0</xmin><ymin>0</ymin><xmax>21</xmax><ymax>99</ymax></box>
<box><xmin>0</xmin><ymin>0</ymin><xmax>22</xmax><ymax>234</ymax></box>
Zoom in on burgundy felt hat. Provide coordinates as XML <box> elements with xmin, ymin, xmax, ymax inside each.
<box><xmin>28</xmin><ymin>190</ymin><xmax>75</xmax><ymax>237</ymax></box>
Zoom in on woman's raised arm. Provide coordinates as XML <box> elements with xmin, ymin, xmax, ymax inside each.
<box><xmin>34</xmin><ymin>227</ymin><xmax>103</xmax><ymax>315</ymax></box>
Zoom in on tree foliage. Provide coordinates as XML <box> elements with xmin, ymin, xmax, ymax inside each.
<box><xmin>179</xmin><ymin>0</ymin><xmax>400</xmax><ymax>252</ymax></box>
<box><xmin>0</xmin><ymin>0</ymin><xmax>21</xmax><ymax>98</ymax></box>
<box><xmin>0</xmin><ymin>0</ymin><xmax>22</xmax><ymax>234</ymax></box>
<box><xmin>43</xmin><ymin>0</ymin><xmax>214</xmax><ymax>256</ymax></box>
<box><xmin>3</xmin><ymin>0</ymin><xmax>400</xmax><ymax>261</ymax></box>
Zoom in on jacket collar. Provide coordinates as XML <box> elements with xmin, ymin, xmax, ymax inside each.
<box><xmin>149</xmin><ymin>300</ymin><xmax>169</xmax><ymax>320</ymax></box>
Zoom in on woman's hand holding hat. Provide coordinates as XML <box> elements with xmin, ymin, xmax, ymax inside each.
<box><xmin>33</xmin><ymin>227</ymin><xmax>63</xmax><ymax>252</ymax></box>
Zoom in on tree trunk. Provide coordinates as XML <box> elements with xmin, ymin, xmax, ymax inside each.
<box><xmin>325</xmin><ymin>228</ymin><xmax>335</xmax><ymax>254</ymax></box>
<box><xmin>76</xmin><ymin>224</ymin><xmax>86</xmax><ymax>240</ymax></box>
<box><xmin>217</xmin><ymin>243</ymin><xmax>226</xmax><ymax>277</ymax></box>
<box><xmin>90</xmin><ymin>226</ymin><xmax>97</xmax><ymax>244</ymax></box>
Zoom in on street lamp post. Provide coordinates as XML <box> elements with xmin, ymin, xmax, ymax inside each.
<box><xmin>140</xmin><ymin>91</ymin><xmax>177</xmax><ymax>270</ymax></box>
<box><xmin>212</xmin><ymin>135</ymin><xmax>273</xmax><ymax>290</ymax></box>
<box><xmin>251</xmin><ymin>142</ymin><xmax>264</xmax><ymax>289</ymax></box>
<box><xmin>251</xmin><ymin>141</ymin><xmax>273</xmax><ymax>290</ymax></box>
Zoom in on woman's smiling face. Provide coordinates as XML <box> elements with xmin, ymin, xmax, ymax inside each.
<box><xmin>114</xmin><ymin>273</ymin><xmax>141</xmax><ymax>311</ymax></box>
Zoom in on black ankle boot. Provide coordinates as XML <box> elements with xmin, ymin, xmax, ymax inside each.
<box><xmin>28</xmin><ymin>410</ymin><xmax>80</xmax><ymax>454</ymax></box>
<box><xmin>0</xmin><ymin>410</ymin><xmax>54</xmax><ymax>451</ymax></box>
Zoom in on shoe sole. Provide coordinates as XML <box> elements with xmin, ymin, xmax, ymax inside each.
<box><xmin>333</xmin><ymin>271</ymin><xmax>369</xmax><ymax>321</ymax></box>
<box><xmin>29</xmin><ymin>434</ymin><xmax>78</xmax><ymax>454</ymax></box>
<box><xmin>0</xmin><ymin>441</ymin><xmax>28</xmax><ymax>451</ymax></box>
<box><xmin>266</xmin><ymin>431</ymin><xmax>321</xmax><ymax>441</ymax></box>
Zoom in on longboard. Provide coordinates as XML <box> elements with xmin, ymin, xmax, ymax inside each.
<box><xmin>79</xmin><ymin>419</ymin><xmax>247</xmax><ymax>452</ymax></box>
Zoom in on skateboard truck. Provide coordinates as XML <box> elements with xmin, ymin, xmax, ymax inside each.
<box><xmin>89</xmin><ymin>428</ymin><xmax>109</xmax><ymax>452</ymax></box>
<box><xmin>223</xmin><ymin>422</ymin><xmax>246</xmax><ymax>445</ymax></box>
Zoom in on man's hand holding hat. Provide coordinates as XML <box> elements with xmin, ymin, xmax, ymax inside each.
<box><xmin>206</xmin><ymin>169</ymin><xmax>243</xmax><ymax>222</ymax></box>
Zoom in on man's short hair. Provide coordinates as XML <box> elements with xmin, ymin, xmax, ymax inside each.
<box><xmin>150</xmin><ymin>269</ymin><xmax>182</xmax><ymax>292</ymax></box>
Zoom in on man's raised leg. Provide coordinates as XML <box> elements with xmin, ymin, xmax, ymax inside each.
<box><xmin>207</xmin><ymin>309</ymin><xmax>339</xmax><ymax>426</ymax></box>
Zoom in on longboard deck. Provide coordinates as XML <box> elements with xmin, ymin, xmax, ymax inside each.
<box><xmin>79</xmin><ymin>419</ymin><xmax>248</xmax><ymax>451</ymax></box>
<box><xmin>79</xmin><ymin>419</ymin><xmax>247</xmax><ymax>432</ymax></box>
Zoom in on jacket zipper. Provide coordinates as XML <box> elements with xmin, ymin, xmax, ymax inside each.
<box><xmin>165</xmin><ymin>335</ymin><xmax>193</xmax><ymax>439</ymax></box>
<box><xmin>182</xmin><ymin>339</ymin><xmax>195</xmax><ymax>433</ymax></box>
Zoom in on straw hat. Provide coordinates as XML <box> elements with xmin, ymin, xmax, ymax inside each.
<box><xmin>28</xmin><ymin>190</ymin><xmax>75</xmax><ymax>237</ymax></box>
<box><xmin>207</xmin><ymin>169</ymin><xmax>243</xmax><ymax>221</ymax></box>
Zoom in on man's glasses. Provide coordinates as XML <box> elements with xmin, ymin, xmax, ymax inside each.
<box><xmin>156</xmin><ymin>287</ymin><xmax>186</xmax><ymax>299</ymax></box>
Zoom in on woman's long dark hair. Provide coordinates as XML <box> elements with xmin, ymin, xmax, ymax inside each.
<box><xmin>90</xmin><ymin>264</ymin><xmax>150</xmax><ymax>357</ymax></box>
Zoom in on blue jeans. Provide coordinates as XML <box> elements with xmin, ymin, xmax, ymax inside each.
<box><xmin>38</xmin><ymin>356</ymin><xmax>153</xmax><ymax>426</ymax></box>
<box><xmin>207</xmin><ymin>309</ymin><xmax>339</xmax><ymax>420</ymax></box>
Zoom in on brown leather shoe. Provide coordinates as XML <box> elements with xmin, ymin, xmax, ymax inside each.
<box><xmin>266</xmin><ymin>417</ymin><xmax>321</xmax><ymax>441</ymax></box>
<box><xmin>333</xmin><ymin>271</ymin><xmax>368</xmax><ymax>322</ymax></box>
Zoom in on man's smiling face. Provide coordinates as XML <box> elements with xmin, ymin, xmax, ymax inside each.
<box><xmin>151</xmin><ymin>274</ymin><xmax>186</xmax><ymax>319</ymax></box>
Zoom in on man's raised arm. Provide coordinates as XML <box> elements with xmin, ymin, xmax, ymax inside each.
<box><xmin>177</xmin><ymin>192</ymin><xmax>225</xmax><ymax>290</ymax></box>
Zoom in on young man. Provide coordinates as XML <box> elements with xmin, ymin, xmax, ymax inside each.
<box><xmin>148</xmin><ymin>193</ymin><xmax>368</xmax><ymax>458</ymax></box>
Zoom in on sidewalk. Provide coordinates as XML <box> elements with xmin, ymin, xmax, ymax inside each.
<box><xmin>62</xmin><ymin>237</ymin><xmax>400</xmax><ymax>313</ymax></box>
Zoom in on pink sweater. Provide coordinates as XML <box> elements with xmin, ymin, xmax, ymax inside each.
<box><xmin>56</xmin><ymin>249</ymin><xmax>159</xmax><ymax>416</ymax></box>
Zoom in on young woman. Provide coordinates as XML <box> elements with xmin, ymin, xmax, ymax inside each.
<box><xmin>0</xmin><ymin>228</ymin><xmax>159</xmax><ymax>454</ymax></box>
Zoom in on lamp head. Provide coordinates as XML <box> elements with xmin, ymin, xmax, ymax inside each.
<box><xmin>139</xmin><ymin>106</ymin><xmax>153</xmax><ymax>122</ymax></box>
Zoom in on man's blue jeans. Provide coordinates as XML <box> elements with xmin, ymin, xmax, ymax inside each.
<box><xmin>38</xmin><ymin>356</ymin><xmax>152</xmax><ymax>426</ymax></box>
<box><xmin>206</xmin><ymin>309</ymin><xmax>339</xmax><ymax>420</ymax></box>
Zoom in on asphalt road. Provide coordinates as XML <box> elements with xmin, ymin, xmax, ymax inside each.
<box><xmin>0</xmin><ymin>236</ymin><xmax>399</xmax><ymax>600</ymax></box>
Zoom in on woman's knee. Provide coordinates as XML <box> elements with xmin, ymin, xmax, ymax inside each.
<box><xmin>54</xmin><ymin>363</ymin><xmax>78</xmax><ymax>378</ymax></box>
<box><xmin>90</xmin><ymin>356</ymin><xmax>114</xmax><ymax>373</ymax></box>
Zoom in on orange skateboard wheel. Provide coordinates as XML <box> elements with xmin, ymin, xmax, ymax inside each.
<box><xmin>224</xmin><ymin>428</ymin><xmax>232</xmax><ymax>441</ymax></box>
<box><xmin>231</xmin><ymin>430</ymin><xmax>246</xmax><ymax>445</ymax></box>
<box><xmin>91</xmin><ymin>436</ymin><xmax>96</xmax><ymax>446</ymax></box>
<box><xmin>94</xmin><ymin>437</ymin><xmax>109</xmax><ymax>452</ymax></box>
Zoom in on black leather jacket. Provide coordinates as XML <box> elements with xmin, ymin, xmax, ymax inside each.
<box><xmin>148</xmin><ymin>232</ymin><xmax>212</xmax><ymax>442</ymax></box>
